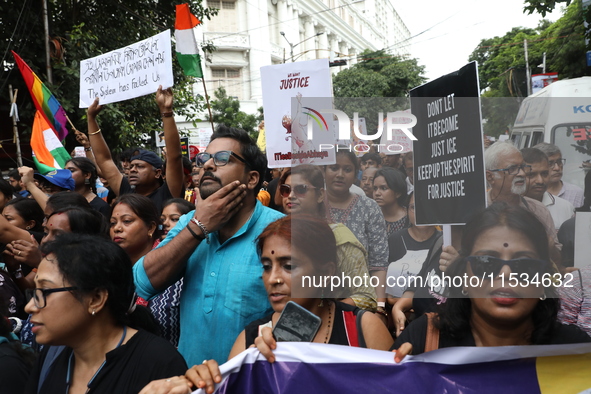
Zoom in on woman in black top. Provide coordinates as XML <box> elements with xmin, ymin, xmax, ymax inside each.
<box><xmin>65</xmin><ymin>157</ymin><xmax>111</xmax><ymax>218</ymax></box>
<box><xmin>24</xmin><ymin>233</ymin><xmax>187</xmax><ymax>394</ymax></box>
<box><xmin>394</xmin><ymin>203</ymin><xmax>591</xmax><ymax>360</ymax></box>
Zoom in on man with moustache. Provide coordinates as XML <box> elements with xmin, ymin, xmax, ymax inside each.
<box><xmin>85</xmin><ymin>87</ymin><xmax>184</xmax><ymax>213</ymax></box>
<box><xmin>521</xmin><ymin>148</ymin><xmax>574</xmax><ymax>231</ymax></box>
<box><xmin>485</xmin><ymin>142</ymin><xmax>560</xmax><ymax>251</ymax></box>
<box><xmin>533</xmin><ymin>142</ymin><xmax>584</xmax><ymax>208</ymax></box>
<box><xmin>360</xmin><ymin>166</ymin><xmax>379</xmax><ymax>198</ymax></box>
<box><xmin>133</xmin><ymin>126</ymin><xmax>283</xmax><ymax>366</ymax></box>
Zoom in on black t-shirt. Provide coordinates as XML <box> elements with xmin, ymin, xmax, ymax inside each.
<box><xmin>119</xmin><ymin>177</ymin><xmax>173</xmax><ymax>214</ymax></box>
<box><xmin>558</xmin><ymin>216</ymin><xmax>575</xmax><ymax>267</ymax></box>
<box><xmin>266</xmin><ymin>178</ymin><xmax>281</xmax><ymax>212</ymax></box>
<box><xmin>89</xmin><ymin>195</ymin><xmax>111</xmax><ymax>219</ymax></box>
<box><xmin>393</xmin><ymin>314</ymin><xmax>591</xmax><ymax>354</ymax></box>
<box><xmin>0</xmin><ymin>342</ymin><xmax>31</xmax><ymax>394</ymax></box>
<box><xmin>387</xmin><ymin>230</ymin><xmax>441</xmax><ymax>297</ymax></box>
<box><xmin>404</xmin><ymin>235</ymin><xmax>446</xmax><ymax>317</ymax></box>
<box><xmin>0</xmin><ymin>272</ymin><xmax>26</xmax><ymax>319</ymax></box>
<box><xmin>25</xmin><ymin>329</ymin><xmax>188</xmax><ymax>394</ymax></box>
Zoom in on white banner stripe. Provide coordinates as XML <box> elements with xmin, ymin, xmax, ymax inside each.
<box><xmin>175</xmin><ymin>29</ymin><xmax>199</xmax><ymax>55</ymax></box>
<box><xmin>42</xmin><ymin>127</ymin><xmax>64</xmax><ymax>151</ymax></box>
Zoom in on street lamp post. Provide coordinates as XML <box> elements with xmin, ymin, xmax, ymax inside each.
<box><xmin>280</xmin><ymin>31</ymin><xmax>324</xmax><ymax>63</ymax></box>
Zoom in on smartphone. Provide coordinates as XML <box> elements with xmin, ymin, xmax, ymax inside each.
<box><xmin>272</xmin><ymin>301</ymin><xmax>322</xmax><ymax>342</ymax></box>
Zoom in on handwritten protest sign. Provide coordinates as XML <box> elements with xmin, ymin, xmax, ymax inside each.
<box><xmin>79</xmin><ymin>30</ymin><xmax>173</xmax><ymax>108</ymax></box>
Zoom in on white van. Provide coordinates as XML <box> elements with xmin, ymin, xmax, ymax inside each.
<box><xmin>511</xmin><ymin>77</ymin><xmax>591</xmax><ymax>189</ymax></box>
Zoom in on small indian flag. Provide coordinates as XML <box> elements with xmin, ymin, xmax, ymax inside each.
<box><xmin>175</xmin><ymin>3</ymin><xmax>203</xmax><ymax>78</ymax></box>
<box><xmin>31</xmin><ymin>111</ymin><xmax>71</xmax><ymax>174</ymax></box>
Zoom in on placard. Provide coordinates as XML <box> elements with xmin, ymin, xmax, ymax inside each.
<box><xmin>79</xmin><ymin>30</ymin><xmax>174</xmax><ymax>108</ymax></box>
<box><xmin>261</xmin><ymin>59</ymin><xmax>335</xmax><ymax>168</ymax></box>
<box><xmin>574</xmin><ymin>212</ymin><xmax>591</xmax><ymax>268</ymax></box>
<box><xmin>379</xmin><ymin>110</ymin><xmax>414</xmax><ymax>154</ymax></box>
<box><xmin>410</xmin><ymin>62</ymin><xmax>487</xmax><ymax>225</ymax></box>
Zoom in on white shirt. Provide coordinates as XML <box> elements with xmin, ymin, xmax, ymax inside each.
<box><xmin>542</xmin><ymin>191</ymin><xmax>575</xmax><ymax>230</ymax></box>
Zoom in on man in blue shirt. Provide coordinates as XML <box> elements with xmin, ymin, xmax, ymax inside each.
<box><xmin>134</xmin><ymin>126</ymin><xmax>283</xmax><ymax>366</ymax></box>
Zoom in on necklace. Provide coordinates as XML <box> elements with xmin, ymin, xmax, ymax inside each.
<box><xmin>323</xmin><ymin>301</ymin><xmax>333</xmax><ymax>344</ymax></box>
<box><xmin>65</xmin><ymin>326</ymin><xmax>127</xmax><ymax>394</ymax></box>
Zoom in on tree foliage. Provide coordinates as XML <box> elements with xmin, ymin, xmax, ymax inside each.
<box><xmin>210</xmin><ymin>87</ymin><xmax>263</xmax><ymax>140</ymax></box>
<box><xmin>468</xmin><ymin>1</ymin><xmax>588</xmax><ymax>136</ymax></box>
<box><xmin>332</xmin><ymin>49</ymin><xmax>426</xmax><ymax>133</ymax></box>
<box><xmin>0</xmin><ymin>0</ymin><xmax>216</xmax><ymax>156</ymax></box>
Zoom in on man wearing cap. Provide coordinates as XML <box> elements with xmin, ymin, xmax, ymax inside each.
<box><xmin>85</xmin><ymin>86</ymin><xmax>184</xmax><ymax>213</ymax></box>
<box><xmin>17</xmin><ymin>166</ymin><xmax>75</xmax><ymax>211</ymax></box>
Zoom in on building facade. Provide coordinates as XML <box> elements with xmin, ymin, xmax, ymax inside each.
<box><xmin>178</xmin><ymin>0</ymin><xmax>410</xmax><ymax>131</ymax></box>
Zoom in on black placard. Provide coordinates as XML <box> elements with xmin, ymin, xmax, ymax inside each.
<box><xmin>410</xmin><ymin>61</ymin><xmax>486</xmax><ymax>225</ymax></box>
<box><xmin>180</xmin><ymin>137</ymin><xmax>189</xmax><ymax>158</ymax></box>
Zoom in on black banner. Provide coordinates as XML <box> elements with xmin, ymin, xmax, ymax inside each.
<box><xmin>410</xmin><ymin>61</ymin><xmax>486</xmax><ymax>225</ymax></box>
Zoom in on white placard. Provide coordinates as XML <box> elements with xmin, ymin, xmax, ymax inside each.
<box><xmin>574</xmin><ymin>212</ymin><xmax>591</xmax><ymax>268</ymax></box>
<box><xmin>261</xmin><ymin>59</ymin><xmax>335</xmax><ymax>168</ymax></box>
<box><xmin>379</xmin><ymin>109</ymin><xmax>414</xmax><ymax>154</ymax></box>
<box><xmin>197</xmin><ymin>128</ymin><xmax>214</xmax><ymax>153</ymax></box>
<box><xmin>79</xmin><ymin>30</ymin><xmax>174</xmax><ymax>108</ymax></box>
<box><xmin>74</xmin><ymin>146</ymin><xmax>86</xmax><ymax>157</ymax></box>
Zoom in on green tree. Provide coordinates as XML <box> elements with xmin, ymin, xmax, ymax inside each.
<box><xmin>468</xmin><ymin>2</ymin><xmax>588</xmax><ymax>136</ymax></box>
<box><xmin>539</xmin><ymin>0</ymin><xmax>587</xmax><ymax>78</ymax></box>
<box><xmin>0</xmin><ymin>1</ymin><xmax>216</xmax><ymax>157</ymax></box>
<box><xmin>332</xmin><ymin>49</ymin><xmax>425</xmax><ymax>133</ymax></box>
<box><xmin>210</xmin><ymin>87</ymin><xmax>263</xmax><ymax>140</ymax></box>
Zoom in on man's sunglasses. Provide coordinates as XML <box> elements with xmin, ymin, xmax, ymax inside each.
<box><xmin>279</xmin><ymin>184</ymin><xmax>317</xmax><ymax>198</ymax></box>
<box><xmin>194</xmin><ymin>151</ymin><xmax>249</xmax><ymax>168</ymax></box>
<box><xmin>466</xmin><ymin>255</ymin><xmax>551</xmax><ymax>279</ymax></box>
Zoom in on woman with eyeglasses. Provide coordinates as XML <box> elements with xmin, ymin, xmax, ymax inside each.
<box><xmin>24</xmin><ymin>233</ymin><xmax>187</xmax><ymax>394</ymax></box>
<box><xmin>324</xmin><ymin>150</ymin><xmax>389</xmax><ymax>319</ymax></box>
<box><xmin>279</xmin><ymin>165</ymin><xmax>377</xmax><ymax>311</ymax></box>
<box><xmin>393</xmin><ymin>203</ymin><xmax>590</xmax><ymax>360</ymax></box>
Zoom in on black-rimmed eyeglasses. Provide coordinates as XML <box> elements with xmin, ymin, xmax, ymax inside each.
<box><xmin>548</xmin><ymin>158</ymin><xmax>566</xmax><ymax>168</ymax></box>
<box><xmin>489</xmin><ymin>164</ymin><xmax>532</xmax><ymax>175</ymax></box>
<box><xmin>194</xmin><ymin>151</ymin><xmax>249</xmax><ymax>168</ymax></box>
<box><xmin>26</xmin><ymin>287</ymin><xmax>78</xmax><ymax>309</ymax></box>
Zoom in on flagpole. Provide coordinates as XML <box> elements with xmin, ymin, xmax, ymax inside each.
<box><xmin>64</xmin><ymin>114</ymin><xmax>80</xmax><ymax>133</ymax></box>
<box><xmin>8</xmin><ymin>85</ymin><xmax>23</xmax><ymax>167</ymax></box>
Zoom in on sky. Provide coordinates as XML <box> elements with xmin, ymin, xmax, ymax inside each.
<box><xmin>393</xmin><ymin>0</ymin><xmax>565</xmax><ymax>82</ymax></box>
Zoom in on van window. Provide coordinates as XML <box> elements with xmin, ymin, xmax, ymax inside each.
<box><xmin>521</xmin><ymin>134</ymin><xmax>530</xmax><ymax>149</ymax></box>
<box><xmin>531</xmin><ymin>131</ymin><xmax>543</xmax><ymax>146</ymax></box>
<box><xmin>552</xmin><ymin>124</ymin><xmax>591</xmax><ymax>188</ymax></box>
<box><xmin>511</xmin><ymin>133</ymin><xmax>522</xmax><ymax>147</ymax></box>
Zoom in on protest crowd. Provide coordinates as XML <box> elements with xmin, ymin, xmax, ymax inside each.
<box><xmin>0</xmin><ymin>81</ymin><xmax>589</xmax><ymax>393</ymax></box>
<box><xmin>2</xmin><ymin>5</ymin><xmax>591</xmax><ymax>391</ymax></box>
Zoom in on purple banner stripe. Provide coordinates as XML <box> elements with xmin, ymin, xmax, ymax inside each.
<box><xmin>216</xmin><ymin>358</ymin><xmax>541</xmax><ymax>394</ymax></box>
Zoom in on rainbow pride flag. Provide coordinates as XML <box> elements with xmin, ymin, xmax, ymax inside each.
<box><xmin>31</xmin><ymin>111</ymin><xmax>71</xmax><ymax>174</ymax></box>
<box><xmin>197</xmin><ymin>342</ymin><xmax>591</xmax><ymax>394</ymax></box>
<box><xmin>12</xmin><ymin>51</ymin><xmax>69</xmax><ymax>141</ymax></box>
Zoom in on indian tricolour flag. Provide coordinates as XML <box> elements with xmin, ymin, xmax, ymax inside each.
<box><xmin>175</xmin><ymin>3</ymin><xmax>203</xmax><ymax>78</ymax></box>
<box><xmin>31</xmin><ymin>111</ymin><xmax>71</xmax><ymax>174</ymax></box>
